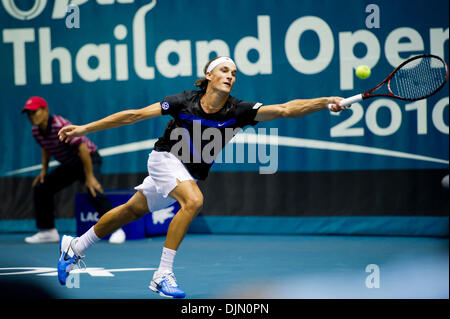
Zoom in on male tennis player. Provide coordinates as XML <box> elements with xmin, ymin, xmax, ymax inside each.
<box><xmin>57</xmin><ymin>56</ymin><xmax>346</xmax><ymax>298</ymax></box>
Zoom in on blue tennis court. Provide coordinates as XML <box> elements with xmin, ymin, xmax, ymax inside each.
<box><xmin>1</xmin><ymin>232</ymin><xmax>447</xmax><ymax>299</ymax></box>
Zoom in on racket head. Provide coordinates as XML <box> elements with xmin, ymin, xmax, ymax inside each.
<box><xmin>385</xmin><ymin>54</ymin><xmax>449</xmax><ymax>101</ymax></box>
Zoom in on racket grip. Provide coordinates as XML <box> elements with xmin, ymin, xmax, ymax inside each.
<box><xmin>328</xmin><ymin>94</ymin><xmax>363</xmax><ymax>109</ymax></box>
<box><xmin>339</xmin><ymin>94</ymin><xmax>363</xmax><ymax>107</ymax></box>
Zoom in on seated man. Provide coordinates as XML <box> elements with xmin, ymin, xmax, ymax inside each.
<box><xmin>22</xmin><ymin>96</ymin><xmax>125</xmax><ymax>244</ymax></box>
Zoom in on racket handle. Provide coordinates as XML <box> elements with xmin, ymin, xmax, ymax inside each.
<box><xmin>328</xmin><ymin>93</ymin><xmax>363</xmax><ymax>109</ymax></box>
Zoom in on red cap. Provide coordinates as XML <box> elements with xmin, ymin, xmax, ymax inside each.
<box><xmin>22</xmin><ymin>96</ymin><xmax>48</xmax><ymax>113</ymax></box>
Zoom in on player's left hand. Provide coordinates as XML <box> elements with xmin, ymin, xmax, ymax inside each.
<box><xmin>85</xmin><ymin>175</ymin><xmax>104</xmax><ymax>198</ymax></box>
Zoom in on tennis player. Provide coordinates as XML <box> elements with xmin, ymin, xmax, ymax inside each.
<box><xmin>57</xmin><ymin>56</ymin><xmax>346</xmax><ymax>298</ymax></box>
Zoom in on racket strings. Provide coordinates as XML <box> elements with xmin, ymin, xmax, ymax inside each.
<box><xmin>391</xmin><ymin>57</ymin><xmax>447</xmax><ymax>100</ymax></box>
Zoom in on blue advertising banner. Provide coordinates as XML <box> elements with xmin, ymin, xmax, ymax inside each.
<box><xmin>75</xmin><ymin>192</ymin><xmax>179</xmax><ymax>239</ymax></box>
<box><xmin>0</xmin><ymin>0</ymin><xmax>448</xmax><ymax>177</ymax></box>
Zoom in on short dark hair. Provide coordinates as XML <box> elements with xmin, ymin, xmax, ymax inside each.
<box><xmin>194</xmin><ymin>56</ymin><xmax>222</xmax><ymax>90</ymax></box>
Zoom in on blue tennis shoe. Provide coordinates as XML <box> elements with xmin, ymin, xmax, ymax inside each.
<box><xmin>149</xmin><ymin>270</ymin><xmax>186</xmax><ymax>298</ymax></box>
<box><xmin>57</xmin><ymin>235</ymin><xmax>85</xmax><ymax>285</ymax></box>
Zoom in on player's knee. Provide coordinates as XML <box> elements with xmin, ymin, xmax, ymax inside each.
<box><xmin>184</xmin><ymin>195</ymin><xmax>203</xmax><ymax>214</ymax></box>
<box><xmin>123</xmin><ymin>202</ymin><xmax>146</xmax><ymax>221</ymax></box>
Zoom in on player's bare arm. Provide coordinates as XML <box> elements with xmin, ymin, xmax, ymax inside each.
<box><xmin>58</xmin><ymin>102</ymin><xmax>162</xmax><ymax>142</ymax></box>
<box><xmin>254</xmin><ymin>96</ymin><xmax>346</xmax><ymax>122</ymax></box>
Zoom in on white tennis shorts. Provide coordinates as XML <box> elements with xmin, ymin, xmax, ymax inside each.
<box><xmin>134</xmin><ymin>150</ymin><xmax>194</xmax><ymax>212</ymax></box>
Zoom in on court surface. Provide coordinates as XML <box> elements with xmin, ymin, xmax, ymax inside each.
<box><xmin>0</xmin><ymin>233</ymin><xmax>448</xmax><ymax>299</ymax></box>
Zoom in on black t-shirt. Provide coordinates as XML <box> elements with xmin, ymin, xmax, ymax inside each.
<box><xmin>154</xmin><ymin>90</ymin><xmax>263</xmax><ymax>180</ymax></box>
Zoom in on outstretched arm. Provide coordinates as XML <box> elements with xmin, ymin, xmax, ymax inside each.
<box><xmin>58</xmin><ymin>102</ymin><xmax>162</xmax><ymax>142</ymax></box>
<box><xmin>254</xmin><ymin>97</ymin><xmax>346</xmax><ymax>122</ymax></box>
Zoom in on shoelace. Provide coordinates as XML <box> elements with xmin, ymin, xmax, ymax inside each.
<box><xmin>69</xmin><ymin>239</ymin><xmax>87</xmax><ymax>271</ymax></box>
<box><xmin>163</xmin><ymin>273</ymin><xmax>178</xmax><ymax>287</ymax></box>
<box><xmin>75</xmin><ymin>256</ymin><xmax>87</xmax><ymax>271</ymax></box>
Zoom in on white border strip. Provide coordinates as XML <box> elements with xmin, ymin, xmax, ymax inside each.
<box><xmin>232</xmin><ymin>134</ymin><xmax>449</xmax><ymax>165</ymax></box>
<box><xmin>5</xmin><ymin>139</ymin><xmax>157</xmax><ymax>176</ymax></box>
<box><xmin>5</xmin><ymin>134</ymin><xmax>448</xmax><ymax>176</ymax></box>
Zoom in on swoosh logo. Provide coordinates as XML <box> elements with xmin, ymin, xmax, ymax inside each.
<box><xmin>153</xmin><ymin>280</ymin><xmax>162</xmax><ymax>289</ymax></box>
<box><xmin>63</xmin><ymin>252</ymin><xmax>71</xmax><ymax>261</ymax></box>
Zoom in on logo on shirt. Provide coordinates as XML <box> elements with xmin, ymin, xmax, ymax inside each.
<box><xmin>161</xmin><ymin>101</ymin><xmax>170</xmax><ymax>110</ymax></box>
<box><xmin>253</xmin><ymin>102</ymin><xmax>263</xmax><ymax>110</ymax></box>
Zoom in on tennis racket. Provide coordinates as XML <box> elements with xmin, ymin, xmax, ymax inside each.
<box><xmin>329</xmin><ymin>54</ymin><xmax>449</xmax><ymax>109</ymax></box>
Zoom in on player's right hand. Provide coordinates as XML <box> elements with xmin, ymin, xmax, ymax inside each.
<box><xmin>58</xmin><ymin>125</ymin><xmax>85</xmax><ymax>142</ymax></box>
<box><xmin>328</xmin><ymin>97</ymin><xmax>349</xmax><ymax>112</ymax></box>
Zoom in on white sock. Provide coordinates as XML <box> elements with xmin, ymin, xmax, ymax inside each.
<box><xmin>74</xmin><ymin>226</ymin><xmax>100</xmax><ymax>255</ymax></box>
<box><xmin>158</xmin><ymin>247</ymin><xmax>176</xmax><ymax>273</ymax></box>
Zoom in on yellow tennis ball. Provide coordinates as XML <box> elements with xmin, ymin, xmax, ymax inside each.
<box><xmin>356</xmin><ymin>65</ymin><xmax>371</xmax><ymax>79</ymax></box>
